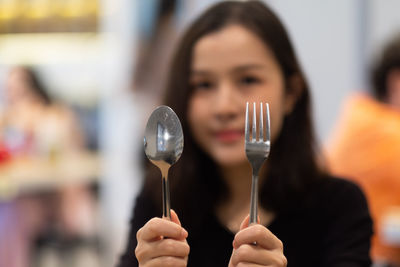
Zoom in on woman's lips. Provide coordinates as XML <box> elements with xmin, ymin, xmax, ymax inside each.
<box><xmin>214</xmin><ymin>130</ymin><xmax>244</xmax><ymax>143</ymax></box>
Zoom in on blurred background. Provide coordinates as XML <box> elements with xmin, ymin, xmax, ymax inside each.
<box><xmin>0</xmin><ymin>0</ymin><xmax>400</xmax><ymax>267</ymax></box>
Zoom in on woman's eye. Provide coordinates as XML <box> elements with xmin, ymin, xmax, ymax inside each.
<box><xmin>240</xmin><ymin>76</ymin><xmax>259</xmax><ymax>85</ymax></box>
<box><xmin>193</xmin><ymin>81</ymin><xmax>213</xmax><ymax>90</ymax></box>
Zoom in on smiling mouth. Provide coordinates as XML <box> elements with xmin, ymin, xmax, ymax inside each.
<box><xmin>215</xmin><ymin>130</ymin><xmax>244</xmax><ymax>143</ymax></box>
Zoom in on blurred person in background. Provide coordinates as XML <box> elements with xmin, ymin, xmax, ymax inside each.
<box><xmin>0</xmin><ymin>66</ymin><xmax>98</xmax><ymax>267</ymax></box>
<box><xmin>0</xmin><ymin>66</ymin><xmax>84</xmax><ymax>157</ymax></box>
<box><xmin>326</xmin><ymin>34</ymin><xmax>400</xmax><ymax>267</ymax></box>
<box><xmin>118</xmin><ymin>1</ymin><xmax>372</xmax><ymax>266</ymax></box>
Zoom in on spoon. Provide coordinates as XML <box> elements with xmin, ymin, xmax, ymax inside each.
<box><xmin>144</xmin><ymin>106</ymin><xmax>184</xmax><ymax>219</ymax></box>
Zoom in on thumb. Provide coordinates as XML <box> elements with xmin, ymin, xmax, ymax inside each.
<box><xmin>170</xmin><ymin>209</ymin><xmax>181</xmax><ymax>226</ymax></box>
<box><xmin>239</xmin><ymin>214</ymin><xmax>250</xmax><ymax>230</ymax></box>
<box><xmin>239</xmin><ymin>214</ymin><xmax>260</xmax><ymax>230</ymax></box>
<box><xmin>170</xmin><ymin>209</ymin><xmax>188</xmax><ymax>240</ymax></box>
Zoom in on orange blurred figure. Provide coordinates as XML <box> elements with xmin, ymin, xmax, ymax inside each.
<box><xmin>326</xmin><ymin>34</ymin><xmax>400</xmax><ymax>266</ymax></box>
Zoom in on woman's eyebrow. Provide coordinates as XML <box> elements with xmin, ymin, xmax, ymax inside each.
<box><xmin>191</xmin><ymin>68</ymin><xmax>211</xmax><ymax>73</ymax></box>
<box><xmin>231</xmin><ymin>64</ymin><xmax>267</xmax><ymax>72</ymax></box>
<box><xmin>190</xmin><ymin>70</ymin><xmax>212</xmax><ymax>77</ymax></box>
<box><xmin>191</xmin><ymin>64</ymin><xmax>267</xmax><ymax>75</ymax></box>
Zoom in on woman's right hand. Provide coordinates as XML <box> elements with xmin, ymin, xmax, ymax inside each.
<box><xmin>135</xmin><ymin>210</ymin><xmax>190</xmax><ymax>267</ymax></box>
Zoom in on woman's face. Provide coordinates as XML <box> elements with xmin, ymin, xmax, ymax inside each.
<box><xmin>6</xmin><ymin>68</ymin><xmax>34</xmax><ymax>105</ymax></box>
<box><xmin>187</xmin><ymin>25</ymin><xmax>297</xmax><ymax>167</ymax></box>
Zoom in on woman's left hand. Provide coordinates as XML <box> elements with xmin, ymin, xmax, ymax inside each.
<box><xmin>228</xmin><ymin>215</ymin><xmax>287</xmax><ymax>267</ymax></box>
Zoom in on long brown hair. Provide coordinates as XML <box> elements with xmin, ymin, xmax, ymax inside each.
<box><xmin>143</xmin><ymin>0</ymin><xmax>323</xmax><ymax>231</ymax></box>
<box><xmin>10</xmin><ymin>66</ymin><xmax>52</xmax><ymax>105</ymax></box>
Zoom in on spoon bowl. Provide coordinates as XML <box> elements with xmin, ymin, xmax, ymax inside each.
<box><xmin>144</xmin><ymin>106</ymin><xmax>183</xmax><ymax>219</ymax></box>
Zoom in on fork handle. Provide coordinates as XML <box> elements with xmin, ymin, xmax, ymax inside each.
<box><xmin>249</xmin><ymin>174</ymin><xmax>259</xmax><ymax>224</ymax></box>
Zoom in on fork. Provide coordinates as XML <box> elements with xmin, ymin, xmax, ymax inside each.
<box><xmin>245</xmin><ymin>102</ymin><xmax>271</xmax><ymax>225</ymax></box>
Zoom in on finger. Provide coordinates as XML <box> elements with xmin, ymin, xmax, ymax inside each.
<box><xmin>170</xmin><ymin>209</ymin><xmax>181</xmax><ymax>226</ymax></box>
<box><xmin>239</xmin><ymin>214</ymin><xmax>261</xmax><ymax>231</ymax></box>
<box><xmin>136</xmin><ymin>238</ymin><xmax>190</xmax><ymax>262</ymax></box>
<box><xmin>154</xmin><ymin>238</ymin><xmax>190</xmax><ymax>258</ymax></box>
<box><xmin>230</xmin><ymin>261</ymin><xmax>259</xmax><ymax>267</ymax></box>
<box><xmin>229</xmin><ymin>254</ymin><xmax>260</xmax><ymax>267</ymax></box>
<box><xmin>230</xmin><ymin>244</ymin><xmax>258</xmax><ymax>266</ymax></box>
<box><xmin>233</xmin><ymin>224</ymin><xmax>283</xmax><ymax>250</ymax></box>
<box><xmin>146</xmin><ymin>256</ymin><xmax>187</xmax><ymax>267</ymax></box>
<box><xmin>137</xmin><ymin>217</ymin><xmax>188</xmax><ymax>241</ymax></box>
<box><xmin>239</xmin><ymin>214</ymin><xmax>250</xmax><ymax>230</ymax></box>
<box><xmin>230</xmin><ymin>244</ymin><xmax>287</xmax><ymax>266</ymax></box>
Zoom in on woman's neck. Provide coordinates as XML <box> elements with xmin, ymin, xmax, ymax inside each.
<box><xmin>220</xmin><ymin>162</ymin><xmax>253</xmax><ymax>204</ymax></box>
<box><xmin>217</xmin><ymin>162</ymin><xmax>274</xmax><ymax>233</ymax></box>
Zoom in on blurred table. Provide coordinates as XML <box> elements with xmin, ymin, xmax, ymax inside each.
<box><xmin>0</xmin><ymin>152</ymin><xmax>100</xmax><ymax>200</ymax></box>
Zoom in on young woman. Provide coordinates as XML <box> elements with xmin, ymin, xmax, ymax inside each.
<box><xmin>118</xmin><ymin>1</ymin><xmax>372</xmax><ymax>266</ymax></box>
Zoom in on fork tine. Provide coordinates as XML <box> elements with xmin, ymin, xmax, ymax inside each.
<box><xmin>259</xmin><ymin>103</ymin><xmax>263</xmax><ymax>142</ymax></box>
<box><xmin>252</xmin><ymin>102</ymin><xmax>256</xmax><ymax>141</ymax></box>
<box><xmin>265</xmin><ymin>103</ymin><xmax>271</xmax><ymax>143</ymax></box>
<box><xmin>245</xmin><ymin>102</ymin><xmax>250</xmax><ymax>142</ymax></box>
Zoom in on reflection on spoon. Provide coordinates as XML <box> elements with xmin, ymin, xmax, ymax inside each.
<box><xmin>144</xmin><ymin>106</ymin><xmax>184</xmax><ymax>219</ymax></box>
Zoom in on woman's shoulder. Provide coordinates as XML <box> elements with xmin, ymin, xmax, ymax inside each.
<box><xmin>307</xmin><ymin>174</ymin><xmax>370</xmax><ymax>217</ymax></box>
<box><xmin>285</xmin><ymin>174</ymin><xmax>373</xmax><ymax>241</ymax></box>
<box><xmin>134</xmin><ymin>188</ymin><xmax>158</xmax><ymax>214</ymax></box>
<box><xmin>284</xmin><ymin>174</ymin><xmax>369</xmax><ymax>218</ymax></box>
<box><xmin>315</xmin><ymin>175</ymin><xmax>366</xmax><ymax>199</ymax></box>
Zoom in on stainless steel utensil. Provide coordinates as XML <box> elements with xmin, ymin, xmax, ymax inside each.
<box><xmin>144</xmin><ymin>106</ymin><xmax>184</xmax><ymax>219</ymax></box>
<box><xmin>245</xmin><ymin>102</ymin><xmax>271</xmax><ymax>224</ymax></box>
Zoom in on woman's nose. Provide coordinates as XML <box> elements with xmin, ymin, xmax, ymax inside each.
<box><xmin>213</xmin><ymin>81</ymin><xmax>241</xmax><ymax>119</ymax></box>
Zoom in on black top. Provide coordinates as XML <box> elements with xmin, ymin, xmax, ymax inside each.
<box><xmin>117</xmin><ymin>176</ymin><xmax>373</xmax><ymax>267</ymax></box>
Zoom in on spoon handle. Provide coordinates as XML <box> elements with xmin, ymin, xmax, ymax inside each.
<box><xmin>162</xmin><ymin>175</ymin><xmax>171</xmax><ymax>219</ymax></box>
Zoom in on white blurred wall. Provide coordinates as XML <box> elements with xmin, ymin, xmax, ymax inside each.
<box><xmin>267</xmin><ymin>0</ymin><xmax>365</xmax><ymax>141</ymax></box>
<box><xmin>97</xmin><ymin>0</ymin><xmax>141</xmax><ymax>265</ymax></box>
<box><xmin>266</xmin><ymin>0</ymin><xmax>400</xmax><ymax>140</ymax></box>
<box><xmin>368</xmin><ymin>0</ymin><xmax>400</xmax><ymax>57</ymax></box>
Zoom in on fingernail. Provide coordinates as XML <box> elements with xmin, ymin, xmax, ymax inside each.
<box><xmin>232</xmin><ymin>240</ymin><xmax>237</xmax><ymax>249</ymax></box>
